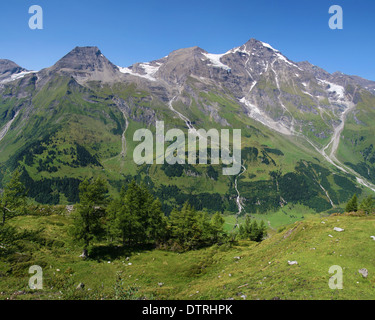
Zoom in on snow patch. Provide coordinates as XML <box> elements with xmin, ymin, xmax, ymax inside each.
<box><xmin>261</xmin><ymin>42</ymin><xmax>279</xmax><ymax>52</ymax></box>
<box><xmin>140</xmin><ymin>62</ymin><xmax>161</xmax><ymax>77</ymax></box>
<box><xmin>202</xmin><ymin>52</ymin><xmax>231</xmax><ymax>71</ymax></box>
<box><xmin>318</xmin><ymin>79</ymin><xmax>345</xmax><ymax>100</ymax></box>
<box><xmin>118</xmin><ymin>62</ymin><xmax>162</xmax><ymax>82</ymax></box>
<box><xmin>276</xmin><ymin>53</ymin><xmax>303</xmax><ymax>70</ymax></box>
<box><xmin>0</xmin><ymin>70</ymin><xmax>37</xmax><ymax>84</ymax></box>
<box><xmin>226</xmin><ymin>46</ymin><xmax>245</xmax><ymax>55</ymax></box>
<box><xmin>302</xmin><ymin>90</ymin><xmax>314</xmax><ymax>98</ymax></box>
<box><xmin>118</xmin><ymin>66</ymin><xmax>153</xmax><ymax>81</ymax></box>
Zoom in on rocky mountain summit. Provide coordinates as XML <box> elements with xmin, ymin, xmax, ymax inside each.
<box><xmin>38</xmin><ymin>46</ymin><xmax>124</xmax><ymax>85</ymax></box>
<box><xmin>0</xmin><ymin>59</ymin><xmax>31</xmax><ymax>84</ymax></box>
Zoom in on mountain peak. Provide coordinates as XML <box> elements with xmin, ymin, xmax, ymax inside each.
<box><xmin>70</xmin><ymin>46</ymin><xmax>102</xmax><ymax>56</ymax></box>
<box><xmin>167</xmin><ymin>46</ymin><xmax>205</xmax><ymax>57</ymax></box>
<box><xmin>47</xmin><ymin>46</ymin><xmax>122</xmax><ymax>83</ymax></box>
<box><xmin>0</xmin><ymin>59</ymin><xmax>26</xmax><ymax>74</ymax></box>
<box><xmin>242</xmin><ymin>38</ymin><xmax>279</xmax><ymax>52</ymax></box>
<box><xmin>54</xmin><ymin>46</ymin><xmax>107</xmax><ymax>70</ymax></box>
<box><xmin>226</xmin><ymin>38</ymin><xmax>281</xmax><ymax>57</ymax></box>
<box><xmin>0</xmin><ymin>59</ymin><xmax>31</xmax><ymax>84</ymax></box>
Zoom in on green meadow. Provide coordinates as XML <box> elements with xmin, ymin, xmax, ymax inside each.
<box><xmin>1</xmin><ymin>210</ymin><xmax>375</xmax><ymax>300</ymax></box>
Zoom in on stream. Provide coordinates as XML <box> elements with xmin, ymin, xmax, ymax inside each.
<box><xmin>167</xmin><ymin>95</ymin><xmax>246</xmax><ymax>217</ymax></box>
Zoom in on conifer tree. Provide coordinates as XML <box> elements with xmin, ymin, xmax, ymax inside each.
<box><xmin>210</xmin><ymin>212</ymin><xmax>225</xmax><ymax>242</ymax></box>
<box><xmin>359</xmin><ymin>195</ymin><xmax>374</xmax><ymax>215</ymax></box>
<box><xmin>238</xmin><ymin>215</ymin><xmax>267</xmax><ymax>242</ymax></box>
<box><xmin>1</xmin><ymin>169</ymin><xmax>27</xmax><ymax>225</ymax></box>
<box><xmin>116</xmin><ymin>180</ymin><xmax>142</xmax><ymax>245</ymax></box>
<box><xmin>108</xmin><ymin>180</ymin><xmax>168</xmax><ymax>246</ymax></box>
<box><xmin>70</xmin><ymin>178</ymin><xmax>109</xmax><ymax>258</ymax></box>
<box><xmin>146</xmin><ymin>198</ymin><xmax>168</xmax><ymax>244</ymax></box>
<box><xmin>169</xmin><ymin>202</ymin><xmax>203</xmax><ymax>250</ymax></box>
<box><xmin>345</xmin><ymin>194</ymin><xmax>358</xmax><ymax>212</ymax></box>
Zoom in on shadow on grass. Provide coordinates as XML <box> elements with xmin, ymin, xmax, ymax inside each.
<box><xmin>89</xmin><ymin>243</ymin><xmax>155</xmax><ymax>262</ymax></box>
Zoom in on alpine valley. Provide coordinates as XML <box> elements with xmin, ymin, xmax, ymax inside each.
<box><xmin>1</xmin><ymin>38</ymin><xmax>375</xmax><ymax>222</ymax></box>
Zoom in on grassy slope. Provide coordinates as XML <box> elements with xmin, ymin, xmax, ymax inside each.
<box><xmin>0</xmin><ymin>75</ymin><xmax>369</xmax><ymax>212</ymax></box>
<box><xmin>337</xmin><ymin>91</ymin><xmax>375</xmax><ymax>184</ymax></box>
<box><xmin>2</xmin><ymin>213</ymin><xmax>375</xmax><ymax>300</ymax></box>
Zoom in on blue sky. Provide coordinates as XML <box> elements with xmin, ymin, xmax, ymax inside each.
<box><xmin>1</xmin><ymin>0</ymin><xmax>374</xmax><ymax>80</ymax></box>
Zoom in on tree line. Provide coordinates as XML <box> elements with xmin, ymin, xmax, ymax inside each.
<box><xmin>70</xmin><ymin>178</ymin><xmax>233</xmax><ymax>257</ymax></box>
<box><xmin>0</xmin><ymin>170</ymin><xmax>268</xmax><ymax>259</ymax></box>
<box><xmin>345</xmin><ymin>193</ymin><xmax>375</xmax><ymax>214</ymax></box>
<box><xmin>69</xmin><ymin>178</ymin><xmax>269</xmax><ymax>257</ymax></box>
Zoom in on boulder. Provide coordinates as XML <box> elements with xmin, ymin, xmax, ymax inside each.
<box><xmin>359</xmin><ymin>268</ymin><xmax>368</xmax><ymax>278</ymax></box>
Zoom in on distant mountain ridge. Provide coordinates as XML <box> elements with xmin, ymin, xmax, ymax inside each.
<box><xmin>1</xmin><ymin>38</ymin><xmax>375</xmax><ymax>214</ymax></box>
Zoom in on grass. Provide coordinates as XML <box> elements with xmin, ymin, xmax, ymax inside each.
<box><xmin>1</xmin><ymin>211</ymin><xmax>375</xmax><ymax>300</ymax></box>
<box><xmin>252</xmin><ymin>203</ymin><xmax>320</xmax><ymax>229</ymax></box>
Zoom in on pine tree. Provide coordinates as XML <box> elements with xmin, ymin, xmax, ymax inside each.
<box><xmin>137</xmin><ymin>183</ymin><xmax>155</xmax><ymax>243</ymax></box>
<box><xmin>238</xmin><ymin>215</ymin><xmax>267</xmax><ymax>242</ymax></box>
<box><xmin>106</xmin><ymin>198</ymin><xmax>122</xmax><ymax>242</ymax></box>
<box><xmin>107</xmin><ymin>180</ymin><xmax>169</xmax><ymax>247</ymax></box>
<box><xmin>70</xmin><ymin>178</ymin><xmax>109</xmax><ymax>258</ymax></box>
<box><xmin>238</xmin><ymin>215</ymin><xmax>252</xmax><ymax>239</ymax></box>
<box><xmin>1</xmin><ymin>169</ymin><xmax>27</xmax><ymax>225</ymax></box>
<box><xmin>168</xmin><ymin>203</ymin><xmax>226</xmax><ymax>250</ymax></box>
<box><xmin>210</xmin><ymin>212</ymin><xmax>225</xmax><ymax>242</ymax></box>
<box><xmin>116</xmin><ymin>180</ymin><xmax>143</xmax><ymax>246</ymax></box>
<box><xmin>255</xmin><ymin>220</ymin><xmax>267</xmax><ymax>242</ymax></box>
<box><xmin>169</xmin><ymin>202</ymin><xmax>204</xmax><ymax>250</ymax></box>
<box><xmin>359</xmin><ymin>195</ymin><xmax>374</xmax><ymax>215</ymax></box>
<box><xmin>146</xmin><ymin>198</ymin><xmax>168</xmax><ymax>244</ymax></box>
<box><xmin>346</xmin><ymin>194</ymin><xmax>358</xmax><ymax>212</ymax></box>
<box><xmin>197</xmin><ymin>210</ymin><xmax>214</xmax><ymax>246</ymax></box>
